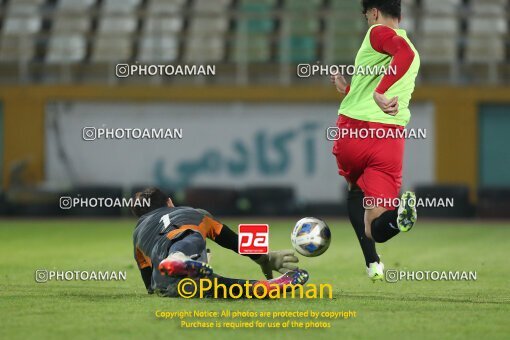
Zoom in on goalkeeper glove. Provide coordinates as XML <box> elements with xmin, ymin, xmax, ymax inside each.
<box><xmin>253</xmin><ymin>249</ymin><xmax>299</xmax><ymax>279</ymax></box>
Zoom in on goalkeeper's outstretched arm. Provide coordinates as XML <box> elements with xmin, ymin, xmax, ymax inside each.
<box><xmin>213</xmin><ymin>223</ymin><xmax>299</xmax><ymax>279</ymax></box>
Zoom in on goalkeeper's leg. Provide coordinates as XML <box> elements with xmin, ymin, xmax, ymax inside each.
<box><xmin>157</xmin><ymin>230</ymin><xmax>213</xmax><ymax>278</ymax></box>
<box><xmin>159</xmin><ymin>267</ymin><xmax>309</xmax><ymax>298</ymax></box>
<box><xmin>157</xmin><ymin>233</ymin><xmax>308</xmax><ymax>298</ymax></box>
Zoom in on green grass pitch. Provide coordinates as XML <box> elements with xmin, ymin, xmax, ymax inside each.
<box><xmin>1</xmin><ymin>218</ymin><xmax>509</xmax><ymax>340</ymax></box>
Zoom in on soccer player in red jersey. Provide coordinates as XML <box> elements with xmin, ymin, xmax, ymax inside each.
<box><xmin>330</xmin><ymin>0</ymin><xmax>420</xmax><ymax>281</ymax></box>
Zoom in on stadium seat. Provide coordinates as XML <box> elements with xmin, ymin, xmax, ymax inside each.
<box><xmin>141</xmin><ymin>1</ymin><xmax>183</xmax><ymax>61</ymax></box>
<box><xmin>192</xmin><ymin>0</ymin><xmax>232</xmax><ymax>13</ymax></box>
<box><xmin>238</xmin><ymin>0</ymin><xmax>276</xmax><ymax>34</ymax></box>
<box><xmin>416</xmin><ymin>36</ymin><xmax>458</xmax><ymax>63</ymax></box>
<box><xmin>422</xmin><ymin>18</ymin><xmax>458</xmax><ymax>35</ymax></box>
<box><xmin>138</xmin><ymin>35</ymin><xmax>179</xmax><ymax>62</ymax></box>
<box><xmin>185</xmin><ymin>0</ymin><xmax>231</xmax><ymax>63</ymax></box>
<box><xmin>0</xmin><ymin>0</ymin><xmax>507</xmax><ymax>84</ymax></box>
<box><xmin>57</xmin><ymin>0</ymin><xmax>96</xmax><ymax>11</ymax></box>
<box><xmin>466</xmin><ymin>37</ymin><xmax>505</xmax><ymax>63</ymax></box>
<box><xmin>52</xmin><ymin>0</ymin><xmax>94</xmax><ymax>61</ymax></box>
<box><xmin>237</xmin><ymin>18</ymin><xmax>274</xmax><ymax>35</ymax></box>
<box><xmin>143</xmin><ymin>17</ymin><xmax>183</xmax><ymax>34</ymax></box>
<box><xmin>91</xmin><ymin>36</ymin><xmax>132</xmax><ymax>62</ymax></box>
<box><xmin>146</xmin><ymin>0</ymin><xmax>186</xmax><ymax>14</ymax></box>
<box><xmin>329</xmin><ymin>0</ymin><xmax>361</xmax><ymax>11</ymax></box>
<box><xmin>102</xmin><ymin>0</ymin><xmax>141</xmax><ymax>14</ymax></box>
<box><xmin>189</xmin><ymin>17</ymin><xmax>230</xmax><ymax>34</ymax></box>
<box><xmin>51</xmin><ymin>1</ymin><xmax>91</xmax><ymax>64</ymax></box>
<box><xmin>465</xmin><ymin>1</ymin><xmax>507</xmax><ymax>64</ymax></box>
<box><xmin>239</xmin><ymin>0</ymin><xmax>276</xmax><ymax>7</ymax></box>
<box><xmin>418</xmin><ymin>0</ymin><xmax>461</xmax><ymax>65</ymax></box>
<box><xmin>281</xmin><ymin>16</ymin><xmax>320</xmax><ymax>35</ymax></box>
<box><xmin>279</xmin><ymin>36</ymin><xmax>317</xmax><ymax>63</ymax></box>
<box><xmin>469</xmin><ymin>18</ymin><xmax>507</xmax><ymax>35</ymax></box>
<box><xmin>323</xmin><ymin>39</ymin><xmax>361</xmax><ymax>64</ymax></box>
<box><xmin>144</xmin><ymin>0</ymin><xmax>184</xmax><ymax>35</ymax></box>
<box><xmin>2</xmin><ymin>2</ymin><xmax>42</xmax><ymax>35</ymax></box>
<box><xmin>470</xmin><ymin>0</ymin><xmax>508</xmax><ymax>15</ymax></box>
<box><xmin>418</xmin><ymin>11</ymin><xmax>459</xmax><ymax>64</ymax></box>
<box><xmin>284</xmin><ymin>0</ymin><xmax>323</xmax><ymax>11</ymax></box>
<box><xmin>231</xmin><ymin>35</ymin><xmax>271</xmax><ymax>62</ymax></box>
<box><xmin>184</xmin><ymin>36</ymin><xmax>224</xmax><ymax>62</ymax></box>
<box><xmin>9</xmin><ymin>0</ymin><xmax>45</xmax><ymax>3</ymax></box>
<box><xmin>46</xmin><ymin>34</ymin><xmax>87</xmax><ymax>63</ymax></box>
<box><xmin>324</xmin><ymin>4</ymin><xmax>366</xmax><ymax>63</ymax></box>
<box><xmin>98</xmin><ymin>16</ymin><xmax>137</xmax><ymax>34</ymax></box>
<box><xmin>400</xmin><ymin>0</ymin><xmax>416</xmax><ymax>34</ymax></box>
<box><xmin>325</xmin><ymin>15</ymin><xmax>366</xmax><ymax>37</ymax></box>
<box><xmin>88</xmin><ymin>0</ymin><xmax>139</xmax><ymax>62</ymax></box>
<box><xmin>422</xmin><ymin>0</ymin><xmax>461</xmax><ymax>14</ymax></box>
<box><xmin>233</xmin><ymin>0</ymin><xmax>273</xmax><ymax>65</ymax></box>
<box><xmin>52</xmin><ymin>15</ymin><xmax>91</xmax><ymax>33</ymax></box>
<box><xmin>0</xmin><ymin>36</ymin><xmax>36</xmax><ymax>62</ymax></box>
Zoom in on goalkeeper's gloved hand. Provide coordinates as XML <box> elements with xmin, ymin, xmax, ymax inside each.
<box><xmin>253</xmin><ymin>249</ymin><xmax>299</xmax><ymax>279</ymax></box>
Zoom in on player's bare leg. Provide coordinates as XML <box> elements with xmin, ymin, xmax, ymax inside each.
<box><xmin>364</xmin><ymin>206</ymin><xmax>388</xmax><ymax>240</ymax></box>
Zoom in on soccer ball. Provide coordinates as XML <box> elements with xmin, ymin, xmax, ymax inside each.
<box><xmin>291</xmin><ymin>217</ymin><xmax>331</xmax><ymax>257</ymax></box>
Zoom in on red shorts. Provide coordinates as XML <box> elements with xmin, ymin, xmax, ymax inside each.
<box><xmin>332</xmin><ymin>115</ymin><xmax>405</xmax><ymax>210</ymax></box>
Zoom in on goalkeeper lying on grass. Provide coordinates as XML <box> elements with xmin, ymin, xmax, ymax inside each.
<box><xmin>130</xmin><ymin>187</ymin><xmax>309</xmax><ymax>297</ymax></box>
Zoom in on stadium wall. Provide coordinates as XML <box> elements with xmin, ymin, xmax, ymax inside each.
<box><xmin>1</xmin><ymin>85</ymin><xmax>508</xmax><ymax>201</ymax></box>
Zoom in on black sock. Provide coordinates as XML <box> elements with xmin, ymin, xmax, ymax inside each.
<box><xmin>347</xmin><ymin>190</ymin><xmax>379</xmax><ymax>266</ymax></box>
<box><xmin>371</xmin><ymin>209</ymin><xmax>400</xmax><ymax>243</ymax></box>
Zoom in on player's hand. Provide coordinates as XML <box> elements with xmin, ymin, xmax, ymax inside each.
<box><xmin>373</xmin><ymin>91</ymin><xmax>399</xmax><ymax>116</ymax></box>
<box><xmin>330</xmin><ymin>71</ymin><xmax>349</xmax><ymax>95</ymax></box>
<box><xmin>254</xmin><ymin>250</ymin><xmax>299</xmax><ymax>279</ymax></box>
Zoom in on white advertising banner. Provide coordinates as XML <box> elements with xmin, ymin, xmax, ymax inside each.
<box><xmin>45</xmin><ymin>101</ymin><xmax>435</xmax><ymax>202</ymax></box>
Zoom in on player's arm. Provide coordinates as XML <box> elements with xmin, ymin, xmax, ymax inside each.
<box><xmin>214</xmin><ymin>223</ymin><xmax>299</xmax><ymax>279</ymax></box>
<box><xmin>139</xmin><ymin>267</ymin><xmax>153</xmax><ymax>293</ymax></box>
<box><xmin>134</xmin><ymin>246</ymin><xmax>154</xmax><ymax>294</ymax></box>
<box><xmin>371</xmin><ymin>25</ymin><xmax>416</xmax><ymax>115</ymax></box>
<box><xmin>197</xmin><ymin>209</ymin><xmax>299</xmax><ymax>280</ymax></box>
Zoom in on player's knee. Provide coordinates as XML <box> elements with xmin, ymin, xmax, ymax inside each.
<box><xmin>348</xmin><ymin>182</ymin><xmax>361</xmax><ymax>191</ymax></box>
<box><xmin>364</xmin><ymin>212</ymin><xmax>372</xmax><ymax>240</ymax></box>
<box><xmin>188</xmin><ymin>232</ymin><xmax>206</xmax><ymax>254</ymax></box>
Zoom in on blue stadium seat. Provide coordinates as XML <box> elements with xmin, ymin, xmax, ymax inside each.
<box><xmin>279</xmin><ymin>36</ymin><xmax>317</xmax><ymax>63</ymax></box>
